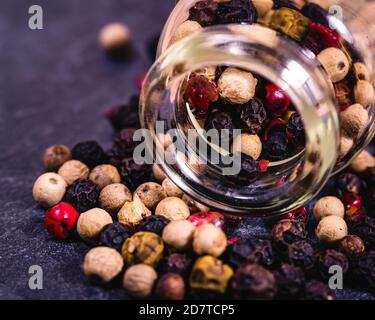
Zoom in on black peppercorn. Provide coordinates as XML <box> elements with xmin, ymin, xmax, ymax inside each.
<box><xmin>303</xmin><ymin>280</ymin><xmax>334</xmax><ymax>300</ymax></box>
<box><xmin>358</xmin><ymin>250</ymin><xmax>375</xmax><ymax>289</ymax></box>
<box><xmin>239</xmin><ymin>98</ymin><xmax>267</xmax><ymax>134</ymax></box>
<box><xmin>351</xmin><ymin>216</ymin><xmax>375</xmax><ymax>248</ymax></box>
<box><xmin>234</xmin><ymin>153</ymin><xmax>260</xmax><ymax>185</ymax></box>
<box><xmin>301</xmin><ymin>3</ymin><xmax>329</xmax><ymax>27</ymax></box>
<box><xmin>272</xmin><ymin>219</ymin><xmax>307</xmax><ymax>254</ymax></box>
<box><xmin>107</xmin><ymin>128</ymin><xmax>138</xmax><ymax>167</ymax></box>
<box><xmin>72</xmin><ymin>141</ymin><xmax>106</xmax><ymax>169</ymax></box>
<box><xmin>136</xmin><ymin>215</ymin><xmax>170</xmax><ymax>236</ymax></box>
<box><xmin>337</xmin><ymin>235</ymin><xmax>365</xmax><ymax>261</ymax></box>
<box><xmin>336</xmin><ymin>172</ymin><xmax>364</xmax><ymax>196</ymax></box>
<box><xmin>226</xmin><ymin>238</ymin><xmax>274</xmax><ymax>268</ymax></box>
<box><xmin>65</xmin><ymin>179</ymin><xmax>100</xmax><ymax>213</ymax></box>
<box><xmin>274</xmin><ymin>263</ymin><xmax>305</xmax><ymax>299</ymax></box>
<box><xmin>231</xmin><ymin>264</ymin><xmax>277</xmax><ymax>300</ymax></box>
<box><xmin>216</xmin><ymin>0</ymin><xmax>258</xmax><ymax>25</ymax></box>
<box><xmin>119</xmin><ymin>158</ymin><xmax>151</xmax><ymax>191</ymax></box>
<box><xmin>161</xmin><ymin>253</ymin><xmax>193</xmax><ymax>279</ymax></box>
<box><xmin>318</xmin><ymin>249</ymin><xmax>349</xmax><ymax>279</ymax></box>
<box><xmin>105</xmin><ymin>95</ymin><xmax>140</xmax><ymax>131</ymax></box>
<box><xmin>204</xmin><ymin>110</ymin><xmax>235</xmax><ymax>146</ymax></box>
<box><xmin>263</xmin><ymin>131</ymin><xmax>289</xmax><ymax>161</ymax></box>
<box><xmin>287</xmin><ymin>241</ymin><xmax>316</xmax><ymax>271</ymax></box>
<box><xmin>189</xmin><ymin>0</ymin><xmax>219</xmax><ymax>26</ymax></box>
<box><xmin>286</xmin><ymin>112</ymin><xmax>305</xmax><ymax>147</ymax></box>
<box><xmin>98</xmin><ymin>222</ymin><xmax>133</xmax><ymax>251</ymax></box>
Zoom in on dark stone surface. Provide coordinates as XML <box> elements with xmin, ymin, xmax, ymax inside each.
<box><xmin>0</xmin><ymin>0</ymin><xmax>374</xmax><ymax>300</ymax></box>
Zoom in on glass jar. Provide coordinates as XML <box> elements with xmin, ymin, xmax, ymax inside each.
<box><xmin>139</xmin><ymin>0</ymin><xmax>375</xmax><ymax>217</ymax></box>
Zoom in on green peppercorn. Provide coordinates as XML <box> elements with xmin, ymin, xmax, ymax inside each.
<box><xmin>121</xmin><ymin>231</ymin><xmax>164</xmax><ymax>267</ymax></box>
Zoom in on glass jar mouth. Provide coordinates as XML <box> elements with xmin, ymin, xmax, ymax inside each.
<box><xmin>141</xmin><ymin>25</ymin><xmax>340</xmax><ymax>217</ymax></box>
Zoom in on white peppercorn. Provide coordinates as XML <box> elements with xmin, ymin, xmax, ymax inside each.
<box><xmin>341</xmin><ymin>104</ymin><xmax>369</xmax><ymax>139</ymax></box>
<box><xmin>83</xmin><ymin>247</ymin><xmax>124</xmax><ymax>283</ymax></box>
<box><xmin>218</xmin><ymin>67</ymin><xmax>258</xmax><ymax>104</ymax></box>
<box><xmin>353</xmin><ymin>62</ymin><xmax>370</xmax><ymax>81</ymax></box>
<box><xmin>99</xmin><ymin>22</ymin><xmax>131</xmax><ymax>52</ymax></box>
<box><xmin>99</xmin><ymin>183</ymin><xmax>132</xmax><ymax>215</ymax></box>
<box><xmin>89</xmin><ymin>164</ymin><xmax>121</xmax><ymax>190</ymax></box>
<box><xmin>32</xmin><ymin>173</ymin><xmax>67</xmax><ymax>208</ymax></box>
<box><xmin>317</xmin><ymin>47</ymin><xmax>350</xmax><ymax>83</ymax></box>
<box><xmin>182</xmin><ymin>194</ymin><xmax>210</xmax><ymax>213</ymax></box>
<box><xmin>155</xmin><ymin>197</ymin><xmax>190</xmax><ymax>221</ymax></box>
<box><xmin>162</xmin><ymin>220</ymin><xmax>195</xmax><ymax>251</ymax></box>
<box><xmin>232</xmin><ymin>133</ymin><xmax>262</xmax><ymax>160</ymax></box>
<box><xmin>135</xmin><ymin>182</ymin><xmax>167</xmax><ymax>210</ymax></box>
<box><xmin>152</xmin><ymin>164</ymin><xmax>167</xmax><ymax>182</ymax></box>
<box><xmin>43</xmin><ymin>144</ymin><xmax>71</xmax><ymax>172</ymax></box>
<box><xmin>313</xmin><ymin>196</ymin><xmax>345</xmax><ymax>221</ymax></box>
<box><xmin>253</xmin><ymin>0</ymin><xmax>274</xmax><ymax>18</ymax></box>
<box><xmin>162</xmin><ymin>178</ymin><xmax>183</xmax><ymax>198</ymax></box>
<box><xmin>354</xmin><ymin>80</ymin><xmax>375</xmax><ymax>107</ymax></box>
<box><xmin>77</xmin><ymin>208</ymin><xmax>113</xmax><ymax>244</ymax></box>
<box><xmin>339</xmin><ymin>134</ymin><xmax>353</xmax><ymax>159</ymax></box>
<box><xmin>118</xmin><ymin>194</ymin><xmax>151</xmax><ymax>226</ymax></box>
<box><xmin>192</xmin><ymin>224</ymin><xmax>227</xmax><ymax>257</ymax></box>
<box><xmin>350</xmin><ymin>150</ymin><xmax>375</xmax><ymax>173</ymax></box>
<box><xmin>316</xmin><ymin>215</ymin><xmax>348</xmax><ymax>243</ymax></box>
<box><xmin>57</xmin><ymin>160</ymin><xmax>89</xmax><ymax>185</ymax></box>
<box><xmin>171</xmin><ymin>20</ymin><xmax>202</xmax><ymax>44</ymax></box>
<box><xmin>123</xmin><ymin>264</ymin><xmax>157</xmax><ymax>298</ymax></box>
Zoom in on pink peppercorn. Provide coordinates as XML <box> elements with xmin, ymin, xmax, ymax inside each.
<box><xmin>45</xmin><ymin>202</ymin><xmax>79</xmax><ymax>239</ymax></box>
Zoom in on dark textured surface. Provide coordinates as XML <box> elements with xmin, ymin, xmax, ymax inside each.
<box><xmin>0</xmin><ymin>0</ymin><xmax>374</xmax><ymax>300</ymax></box>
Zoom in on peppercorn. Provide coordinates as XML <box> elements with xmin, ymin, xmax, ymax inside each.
<box><xmin>316</xmin><ymin>215</ymin><xmax>348</xmax><ymax>243</ymax></box>
<box><xmin>342</xmin><ymin>194</ymin><xmax>362</xmax><ymax>217</ymax></box>
<box><xmin>119</xmin><ymin>158</ymin><xmax>151</xmax><ymax>191</ymax></box>
<box><xmin>350</xmin><ymin>150</ymin><xmax>375</xmax><ymax>173</ymax></box>
<box><xmin>317</xmin><ymin>47</ymin><xmax>350</xmax><ymax>83</ymax></box>
<box><xmin>337</xmin><ymin>235</ymin><xmax>365</xmax><ymax>261</ymax></box>
<box><xmin>263</xmin><ymin>131</ymin><xmax>289</xmax><ymax>161</ymax></box>
<box><xmin>204</xmin><ymin>110</ymin><xmax>235</xmax><ymax>145</ymax></box>
<box><xmin>336</xmin><ymin>172</ymin><xmax>363</xmax><ymax>196</ymax></box>
<box><xmin>190</xmin><ymin>256</ymin><xmax>233</xmax><ymax>294</ymax></box>
<box><xmin>107</xmin><ymin>128</ymin><xmax>138</xmax><ymax>165</ymax></box>
<box><xmin>231</xmin><ymin>263</ymin><xmax>277</xmax><ymax>300</ymax></box>
<box><xmin>354</xmin><ymin>80</ymin><xmax>375</xmax><ymax>107</ymax></box>
<box><xmin>121</xmin><ymin>231</ymin><xmax>164</xmax><ymax>267</ymax></box>
<box><xmin>83</xmin><ymin>247</ymin><xmax>124</xmax><ymax>284</ymax></box>
<box><xmin>345</xmin><ymin>208</ymin><xmax>367</xmax><ymax>226</ymax></box>
<box><xmin>303</xmin><ymin>21</ymin><xmax>340</xmax><ymax>54</ymax></box>
<box><xmin>171</xmin><ymin>20</ymin><xmax>203</xmax><ymax>44</ymax></box>
<box><xmin>136</xmin><ymin>215</ymin><xmax>170</xmax><ymax>236</ymax></box>
<box><xmin>271</xmin><ymin>219</ymin><xmax>307</xmax><ymax>253</ymax></box>
<box><xmin>182</xmin><ymin>194</ymin><xmax>210</xmax><ymax>213</ymax></box>
<box><xmin>99</xmin><ymin>183</ymin><xmax>132</xmax><ymax>215</ymax></box>
<box><xmin>353</xmin><ymin>62</ymin><xmax>370</xmax><ymax>81</ymax></box>
<box><xmin>301</xmin><ymin>3</ymin><xmax>329</xmax><ymax>27</ymax></box>
<box><xmin>65</xmin><ymin>179</ymin><xmax>100</xmax><ymax>213</ymax></box>
<box><xmin>232</xmin><ymin>133</ymin><xmax>262</xmax><ymax>160</ymax></box>
<box><xmin>161</xmin><ymin>252</ymin><xmax>192</xmax><ymax>278</ymax></box>
<box><xmin>162</xmin><ymin>220</ymin><xmax>195</xmax><ymax>251</ymax></box>
<box><xmin>216</xmin><ymin>0</ymin><xmax>258</xmax><ymax>24</ymax></box>
<box><xmin>283</xmin><ymin>207</ymin><xmax>308</xmax><ymax>224</ymax></box>
<box><xmin>189</xmin><ymin>0</ymin><xmax>219</xmax><ymax>26</ymax></box>
<box><xmin>32</xmin><ymin>173</ymin><xmax>67</xmax><ymax>208</ymax></box>
<box><xmin>287</xmin><ymin>240</ymin><xmax>316</xmax><ymax>271</ymax></box>
<box><xmin>155</xmin><ymin>197</ymin><xmax>190</xmax><ymax>221</ymax></box>
<box><xmin>351</xmin><ymin>216</ymin><xmax>375</xmax><ymax>248</ymax></box>
<box><xmin>77</xmin><ymin>208</ymin><xmax>113</xmax><ymax>244</ymax></box>
<box><xmin>218</xmin><ymin>67</ymin><xmax>257</xmax><ymax>105</ymax></box>
<box><xmin>339</xmin><ymin>135</ymin><xmax>353</xmax><ymax>159</ymax></box>
<box><xmin>105</xmin><ymin>95</ymin><xmax>140</xmax><ymax>131</ymax></box>
<box><xmin>358</xmin><ymin>250</ymin><xmax>375</xmax><ymax>289</ymax></box>
<box><xmin>238</xmin><ymin>98</ymin><xmax>267</xmax><ymax>134</ymax></box>
<box><xmin>152</xmin><ymin>164</ymin><xmax>167</xmax><ymax>182</ymax></box>
<box><xmin>274</xmin><ymin>263</ymin><xmax>305</xmax><ymax>298</ymax></box>
<box><xmin>43</xmin><ymin>144</ymin><xmax>71</xmax><ymax>172</ymax></box>
<box><xmin>89</xmin><ymin>164</ymin><xmax>121</xmax><ymax>190</ymax></box>
<box><xmin>226</xmin><ymin>238</ymin><xmax>274</xmax><ymax>268</ymax></box>
<box><xmin>99</xmin><ymin>22</ymin><xmax>131</xmax><ymax>59</ymax></box>
<box><xmin>185</xmin><ymin>74</ymin><xmax>219</xmax><ymax>112</ymax></box>
<box><xmin>318</xmin><ymin>249</ymin><xmax>349</xmax><ymax>279</ymax></box>
<box><xmin>117</xmin><ymin>194</ymin><xmax>151</xmax><ymax>226</ymax></box>
<box><xmin>193</xmin><ymin>223</ymin><xmax>227</xmax><ymax>257</ymax></box>
<box><xmin>334</xmin><ymin>82</ymin><xmax>353</xmax><ymax>109</ymax></box>
<box><xmin>123</xmin><ymin>264</ymin><xmax>158</xmax><ymax>298</ymax></box>
<box><xmin>234</xmin><ymin>153</ymin><xmax>260</xmax><ymax>185</ymax></box>
<box><xmin>303</xmin><ymin>280</ymin><xmax>334</xmax><ymax>300</ymax></box>
<box><xmin>135</xmin><ymin>182</ymin><xmax>167</xmax><ymax>210</ymax></box>
<box><xmin>98</xmin><ymin>222</ymin><xmax>133</xmax><ymax>251</ymax></box>
<box><xmin>253</xmin><ymin>0</ymin><xmax>274</xmax><ymax>18</ymax></box>
<box><xmin>162</xmin><ymin>178</ymin><xmax>183</xmax><ymax>198</ymax></box>
<box><xmin>72</xmin><ymin>141</ymin><xmax>106</xmax><ymax>169</ymax></box>
<box><xmin>57</xmin><ymin>160</ymin><xmax>90</xmax><ymax>186</ymax></box>
<box><xmin>155</xmin><ymin>273</ymin><xmax>185</xmax><ymax>300</ymax></box>
<box><xmin>341</xmin><ymin>104</ymin><xmax>369</xmax><ymax>139</ymax></box>
<box><xmin>188</xmin><ymin>211</ymin><xmax>225</xmax><ymax>229</ymax></box>
<box><xmin>263</xmin><ymin>84</ymin><xmax>290</xmax><ymax>117</ymax></box>
<box><xmin>313</xmin><ymin>196</ymin><xmax>345</xmax><ymax>221</ymax></box>
<box><xmin>45</xmin><ymin>202</ymin><xmax>79</xmax><ymax>239</ymax></box>
<box><xmin>286</xmin><ymin>112</ymin><xmax>305</xmax><ymax>147</ymax></box>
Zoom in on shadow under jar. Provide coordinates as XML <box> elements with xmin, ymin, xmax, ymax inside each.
<box><xmin>140</xmin><ymin>0</ymin><xmax>375</xmax><ymax>217</ymax></box>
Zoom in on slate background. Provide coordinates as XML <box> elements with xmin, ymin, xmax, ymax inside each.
<box><xmin>0</xmin><ymin>0</ymin><xmax>374</xmax><ymax>300</ymax></box>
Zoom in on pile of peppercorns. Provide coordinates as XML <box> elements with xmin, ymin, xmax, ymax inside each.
<box><xmin>173</xmin><ymin>0</ymin><xmax>374</xmax><ymax>179</ymax></box>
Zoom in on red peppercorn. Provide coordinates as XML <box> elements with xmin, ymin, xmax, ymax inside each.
<box><xmin>263</xmin><ymin>118</ymin><xmax>284</xmax><ymax>141</ymax></box>
<box><xmin>342</xmin><ymin>194</ymin><xmax>362</xmax><ymax>217</ymax></box>
<box><xmin>258</xmin><ymin>160</ymin><xmax>270</xmax><ymax>173</ymax></box>
<box><xmin>303</xmin><ymin>22</ymin><xmax>340</xmax><ymax>54</ymax></box>
<box><xmin>264</xmin><ymin>84</ymin><xmax>290</xmax><ymax>117</ymax></box>
<box><xmin>45</xmin><ymin>202</ymin><xmax>79</xmax><ymax>239</ymax></box>
<box><xmin>188</xmin><ymin>211</ymin><xmax>225</xmax><ymax>229</ymax></box>
<box><xmin>334</xmin><ymin>82</ymin><xmax>353</xmax><ymax>110</ymax></box>
<box><xmin>227</xmin><ymin>237</ymin><xmax>238</xmax><ymax>244</ymax></box>
<box><xmin>283</xmin><ymin>207</ymin><xmax>308</xmax><ymax>224</ymax></box>
<box><xmin>185</xmin><ymin>74</ymin><xmax>218</xmax><ymax>111</ymax></box>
